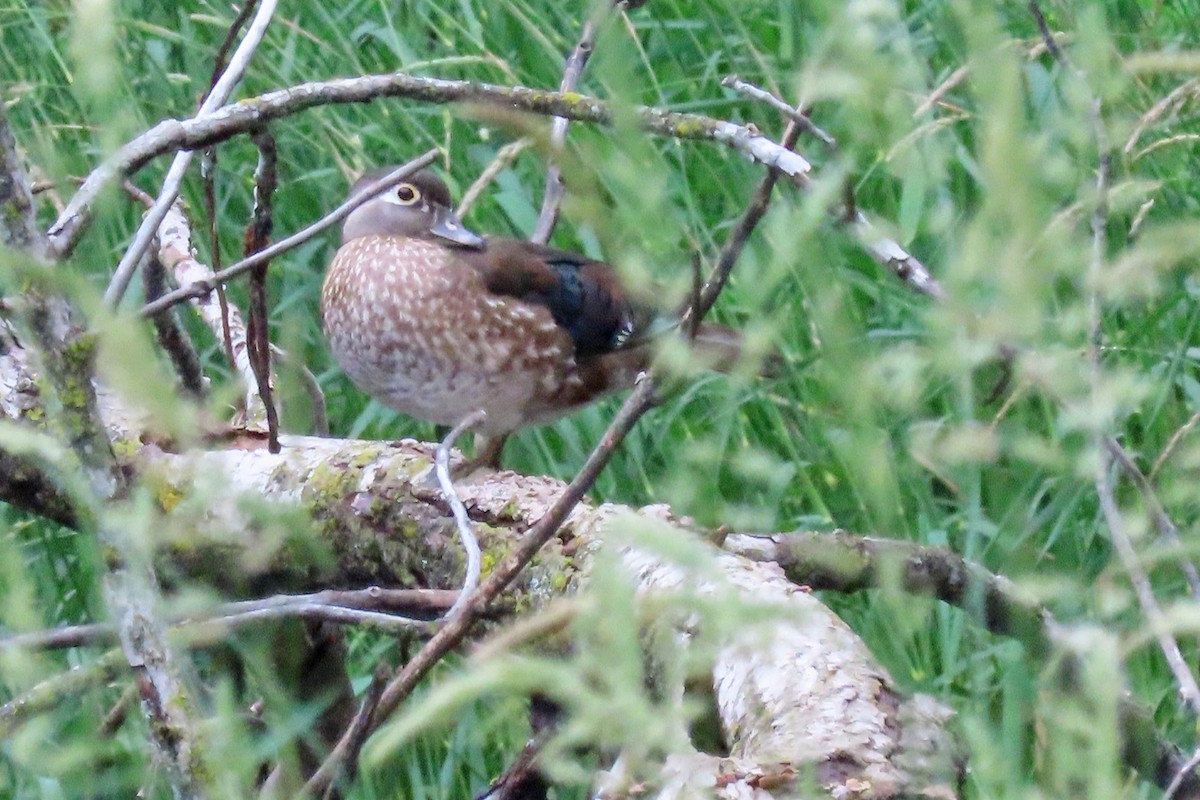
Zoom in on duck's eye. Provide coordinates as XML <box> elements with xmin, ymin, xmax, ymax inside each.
<box><xmin>394</xmin><ymin>183</ymin><xmax>421</xmax><ymax>205</ymax></box>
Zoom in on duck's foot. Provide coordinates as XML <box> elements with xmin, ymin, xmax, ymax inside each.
<box><xmin>455</xmin><ymin>432</ymin><xmax>508</xmax><ymax>476</ymax></box>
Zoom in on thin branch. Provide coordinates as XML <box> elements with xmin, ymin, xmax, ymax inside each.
<box><xmin>1096</xmin><ymin>454</ymin><xmax>1200</xmax><ymax>714</ymax></box>
<box><xmin>304</xmin><ymin>664</ymin><xmax>391</xmax><ymax>800</ymax></box>
<box><xmin>199</xmin><ymin>149</ymin><xmax>237</xmax><ymax>375</ymax></box>
<box><xmin>46</xmin><ymin>72</ymin><xmax>935</xmax><ymax>297</ymax></box>
<box><xmin>1167</xmin><ymin>746</ymin><xmax>1200</xmax><ymax>800</ymax></box>
<box><xmin>139</xmin><ymin>152</ymin><xmax>439</xmax><ymax>319</ymax></box>
<box><xmin>1150</xmin><ymin>409</ymin><xmax>1200</xmax><ymax>481</ymax></box>
<box><xmin>98</xmin><ymin>684</ymin><xmax>138</xmax><ymax>738</ymax></box>
<box><xmin>1104</xmin><ymin>437</ymin><xmax>1200</xmax><ymax>602</ymax></box>
<box><xmin>721</xmin><ymin>75</ymin><xmax>838</xmax><ymax>150</ymax></box>
<box><xmin>192</xmin><ymin>600</ymin><xmax>425</xmax><ymax>636</ymax></box>
<box><xmin>0</xmin><ymin>587</ymin><xmax>448</xmax><ymax>657</ymax></box>
<box><xmin>438</xmin><ymin>410</ymin><xmax>487</xmax><ymax>621</ymax></box>
<box><xmin>207</xmin><ymin>0</ymin><xmax>261</xmax><ymax>91</ymax></box>
<box><xmin>1052</xmin><ymin>0</ymin><xmax>1200</xmax><ymax>717</ymax></box>
<box><xmin>102</xmin><ymin>0</ymin><xmax>279</xmax><ymax>305</ymax></box>
<box><xmin>152</xmin><ymin>197</ymin><xmax>268</xmax><ymax>430</ymax></box>
<box><xmin>245</xmin><ymin>127</ymin><xmax>280</xmax><ymax>452</ymax></box>
<box><xmin>271</xmin><ymin>343</ymin><xmax>329</xmax><ymax>436</ymax></box>
<box><xmin>134</xmin><ymin>191</ymin><xmax>206</xmax><ymax>396</ymax></box>
<box><xmin>457</xmin><ymin>137</ymin><xmax>532</xmax><ymax>217</ymax></box>
<box><xmin>531</xmin><ymin>1</ymin><xmax>615</xmax><ymax>244</ymax></box>
<box><xmin>1028</xmin><ymin>1</ymin><xmax>1065</xmax><ymax>64</ymax></box>
<box><xmin>682</xmin><ymin>120</ymin><xmax>800</xmax><ymax>328</ymax></box>
<box><xmin>0</xmin><ymin>587</ymin><xmax>449</xmax><ymax>653</ymax></box>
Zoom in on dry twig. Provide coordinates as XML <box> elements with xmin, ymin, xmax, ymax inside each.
<box><xmin>1030</xmin><ymin>0</ymin><xmax>1200</xmax><ymax>721</ymax></box>
<box><xmin>140</xmin><ymin>152</ymin><xmax>439</xmax><ymax>319</ymax></box>
<box><xmin>305</xmin><ymin>665</ymin><xmax>392</xmax><ymax>800</ymax></box>
<box><xmin>47</xmin><ymin>72</ymin><xmax>934</xmax><ymax>297</ymax></box>
<box><xmin>722</xmin><ymin>75</ymin><xmax>837</xmax><ymax>150</ymax></box>
<box><xmin>152</xmin><ymin>198</ymin><xmax>268</xmax><ymax>430</ymax></box>
<box><xmin>457</xmin><ymin>137</ymin><xmax>532</xmax><ymax>217</ymax></box>
<box><xmin>102</xmin><ymin>0</ymin><xmax>278</xmax><ymax>306</ymax></box>
<box><xmin>437</xmin><ymin>410</ymin><xmax>487</xmax><ymax>621</ymax></box>
<box><xmin>0</xmin><ymin>587</ymin><xmax>449</xmax><ymax>653</ymax></box>
<box><xmin>245</xmin><ymin>127</ymin><xmax>280</xmax><ymax>452</ymax></box>
<box><xmin>1104</xmin><ymin>437</ymin><xmax>1200</xmax><ymax>602</ymax></box>
<box><xmin>531</xmin><ymin>1</ymin><xmax>617</xmax><ymax>244</ymax></box>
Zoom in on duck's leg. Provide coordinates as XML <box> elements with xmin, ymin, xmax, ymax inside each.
<box><xmin>469</xmin><ymin>432</ymin><xmax>509</xmax><ymax>471</ymax></box>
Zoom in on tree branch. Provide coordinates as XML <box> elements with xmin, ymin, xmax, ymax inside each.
<box><xmin>531</xmin><ymin>0</ymin><xmax>617</xmax><ymax>244</ymax></box>
<box><xmin>1</xmin><ymin>92</ymin><xmax>211</xmax><ymax>800</ymax></box>
<box><xmin>47</xmin><ymin>72</ymin><xmax>936</xmax><ymax>297</ymax></box>
<box><xmin>139</xmin><ymin>152</ymin><xmax>439</xmax><ymax>319</ymax></box>
<box><xmin>101</xmin><ymin>0</ymin><xmax>278</xmax><ymax>306</ymax></box>
<box><xmin>725</xmin><ymin>530</ymin><xmax>1052</xmax><ymax>656</ymax></box>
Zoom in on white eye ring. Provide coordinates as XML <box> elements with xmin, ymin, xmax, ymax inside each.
<box><xmin>386</xmin><ymin>183</ymin><xmax>421</xmax><ymax>206</ymax></box>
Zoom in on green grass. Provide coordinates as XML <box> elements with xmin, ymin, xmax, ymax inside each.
<box><xmin>3</xmin><ymin>0</ymin><xmax>1200</xmax><ymax>796</ymax></box>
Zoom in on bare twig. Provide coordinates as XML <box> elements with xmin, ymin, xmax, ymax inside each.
<box><xmin>2</xmin><ymin>96</ymin><xmax>210</xmax><ymax>799</ymax></box>
<box><xmin>101</xmin><ymin>0</ymin><xmax>278</xmax><ymax>305</ymax></box>
<box><xmin>1150</xmin><ymin>409</ymin><xmax>1200</xmax><ymax>481</ymax></box>
<box><xmin>245</xmin><ymin>127</ymin><xmax>280</xmax><ymax>452</ymax></box>
<box><xmin>193</xmin><ymin>599</ymin><xmax>424</xmax><ymax>636</ymax></box>
<box><xmin>199</xmin><ymin>151</ymin><xmax>240</xmax><ymax>376</ymax></box>
<box><xmin>682</xmin><ymin>120</ymin><xmax>801</xmax><ymax>328</ymax></box>
<box><xmin>1167</xmin><ymin>746</ymin><xmax>1200</xmax><ymax>800</ymax></box>
<box><xmin>46</xmin><ymin>72</ymin><xmax>934</xmax><ymax>296</ymax></box>
<box><xmin>271</xmin><ymin>343</ymin><xmax>329</xmax><ymax>436</ymax></box>
<box><xmin>1028</xmin><ymin>1</ymin><xmax>1064</xmax><ymax>63</ymax></box>
<box><xmin>142</xmin><ymin>246</ymin><xmax>206</xmax><ymax>397</ymax></box>
<box><xmin>1096</xmin><ymin>454</ymin><xmax>1200</xmax><ymax>714</ymax></box>
<box><xmin>0</xmin><ymin>621</ymin><xmax>112</xmax><ymax>651</ymax></box>
<box><xmin>304</xmin><ymin>664</ymin><xmax>391</xmax><ymax>800</ymax></box>
<box><xmin>532</xmin><ymin>1</ymin><xmax>615</xmax><ymax>244</ymax></box>
<box><xmin>139</xmin><ymin>152</ymin><xmax>439</xmax><ymax>319</ymax></box>
<box><xmin>457</xmin><ymin>137</ymin><xmax>532</xmax><ymax>217</ymax></box>
<box><xmin>152</xmin><ymin>198</ymin><xmax>268</xmax><ymax>430</ymax></box>
<box><xmin>686</xmin><ymin>250</ymin><xmax>703</xmax><ymax>339</ymax></box>
<box><xmin>437</xmin><ymin>410</ymin><xmax>487</xmax><ymax>621</ymax></box>
<box><xmin>722</xmin><ymin>75</ymin><xmax>838</xmax><ymax>150</ymax></box>
<box><xmin>0</xmin><ymin>587</ymin><xmax>449</xmax><ymax>653</ymax></box>
<box><xmin>1046</xmin><ymin>0</ymin><xmax>1200</xmax><ymax>718</ymax></box>
<box><xmin>98</xmin><ymin>684</ymin><xmax>138</xmax><ymax>738</ymax></box>
<box><xmin>1104</xmin><ymin>437</ymin><xmax>1200</xmax><ymax>602</ymax></box>
<box><xmin>208</xmin><ymin>0</ymin><xmax>261</xmax><ymax>90</ymax></box>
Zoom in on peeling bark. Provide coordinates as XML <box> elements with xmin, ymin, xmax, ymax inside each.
<box><xmin>135</xmin><ymin>435</ymin><xmax>961</xmax><ymax>798</ymax></box>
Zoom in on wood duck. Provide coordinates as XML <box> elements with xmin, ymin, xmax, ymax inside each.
<box><xmin>321</xmin><ymin>167</ymin><xmax>751</xmax><ymax>467</ymax></box>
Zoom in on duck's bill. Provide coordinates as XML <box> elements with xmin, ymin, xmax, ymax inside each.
<box><xmin>430</xmin><ymin>208</ymin><xmax>485</xmax><ymax>249</ymax></box>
